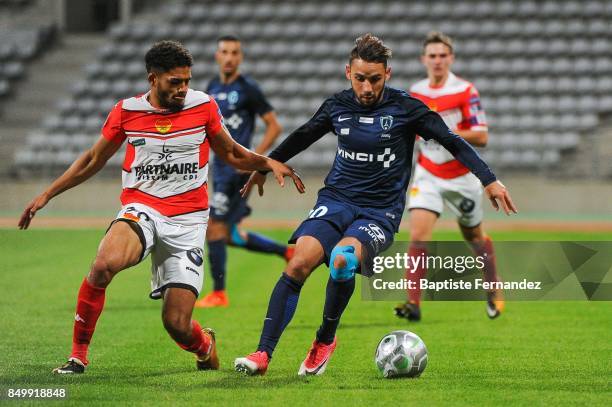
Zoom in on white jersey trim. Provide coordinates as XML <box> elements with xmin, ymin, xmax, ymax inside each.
<box><xmin>410</xmin><ymin>72</ymin><xmax>472</xmax><ymax>97</ymax></box>
<box><xmin>122</xmin><ymin>89</ymin><xmax>212</xmax><ymax>112</ymax></box>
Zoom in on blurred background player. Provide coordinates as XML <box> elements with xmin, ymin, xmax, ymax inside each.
<box><xmin>17</xmin><ymin>40</ymin><xmax>302</xmax><ymax>374</ymax></box>
<box><xmin>196</xmin><ymin>35</ymin><xmax>292</xmax><ymax>308</ymax></box>
<box><xmin>395</xmin><ymin>32</ymin><xmax>504</xmax><ymax>322</ymax></box>
<box><xmin>234</xmin><ymin>34</ymin><xmax>516</xmax><ymax>377</ymax></box>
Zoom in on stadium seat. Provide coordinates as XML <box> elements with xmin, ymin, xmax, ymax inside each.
<box><xmin>15</xmin><ymin>0</ymin><xmax>611</xmax><ymax>173</ymax></box>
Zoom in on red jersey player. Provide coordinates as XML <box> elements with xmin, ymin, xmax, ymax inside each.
<box><xmin>395</xmin><ymin>32</ymin><xmax>506</xmax><ymax>322</ymax></box>
<box><xmin>18</xmin><ymin>40</ymin><xmax>303</xmax><ymax>374</ymax></box>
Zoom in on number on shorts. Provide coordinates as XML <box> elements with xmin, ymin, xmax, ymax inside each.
<box><xmin>308</xmin><ymin>205</ymin><xmax>328</xmax><ymax>219</ymax></box>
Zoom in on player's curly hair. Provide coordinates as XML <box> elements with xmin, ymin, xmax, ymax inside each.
<box><xmin>422</xmin><ymin>31</ymin><xmax>454</xmax><ymax>54</ymax></box>
<box><xmin>145</xmin><ymin>40</ymin><xmax>193</xmax><ymax>73</ymax></box>
<box><xmin>350</xmin><ymin>33</ymin><xmax>392</xmax><ymax>67</ymax></box>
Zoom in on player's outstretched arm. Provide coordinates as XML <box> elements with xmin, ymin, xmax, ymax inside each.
<box><xmin>414</xmin><ymin>112</ymin><xmax>517</xmax><ymax>215</ymax></box>
<box><xmin>484</xmin><ymin>180</ymin><xmax>517</xmax><ymax>215</ymax></box>
<box><xmin>210</xmin><ymin>126</ymin><xmax>304</xmax><ymax>195</ymax></box>
<box><xmin>18</xmin><ymin>136</ymin><xmax>122</xmax><ymax>229</ymax></box>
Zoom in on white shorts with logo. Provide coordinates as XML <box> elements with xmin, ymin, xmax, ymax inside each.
<box><xmin>111</xmin><ymin>203</ymin><xmax>208</xmax><ymax>300</ymax></box>
<box><xmin>408</xmin><ymin>164</ymin><xmax>483</xmax><ymax>227</ymax></box>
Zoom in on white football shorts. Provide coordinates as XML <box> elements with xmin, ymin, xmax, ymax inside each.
<box><xmin>408</xmin><ymin>164</ymin><xmax>484</xmax><ymax>227</ymax></box>
<box><xmin>110</xmin><ymin>203</ymin><xmax>208</xmax><ymax>299</ymax></box>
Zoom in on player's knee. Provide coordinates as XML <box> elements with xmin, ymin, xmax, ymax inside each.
<box><xmin>409</xmin><ymin>227</ymin><xmax>431</xmax><ymax>243</ymax></box>
<box><xmin>461</xmin><ymin>227</ymin><xmax>486</xmax><ymax>243</ymax></box>
<box><xmin>206</xmin><ymin>219</ymin><xmax>229</xmax><ymax>242</ymax></box>
<box><xmin>89</xmin><ymin>257</ymin><xmax>118</xmax><ymax>287</ymax></box>
<box><xmin>285</xmin><ymin>256</ymin><xmax>313</xmax><ymax>282</ymax></box>
<box><xmin>333</xmin><ymin>254</ymin><xmax>347</xmax><ymax>271</ymax></box>
<box><xmin>330</xmin><ymin>246</ymin><xmax>358</xmax><ymax>281</ymax></box>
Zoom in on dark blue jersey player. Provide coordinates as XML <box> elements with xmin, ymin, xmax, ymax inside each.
<box><xmin>234</xmin><ymin>34</ymin><xmax>517</xmax><ymax>376</ymax></box>
<box><xmin>195</xmin><ymin>36</ymin><xmax>293</xmax><ymax>309</ymax></box>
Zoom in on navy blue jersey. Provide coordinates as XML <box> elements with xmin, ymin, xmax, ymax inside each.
<box><xmin>207</xmin><ymin>74</ymin><xmax>273</xmax><ymax>179</ymax></box>
<box><xmin>269</xmin><ymin>87</ymin><xmax>496</xmax><ymax>222</ymax></box>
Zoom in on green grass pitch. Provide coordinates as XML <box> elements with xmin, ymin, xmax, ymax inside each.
<box><xmin>0</xmin><ymin>228</ymin><xmax>610</xmax><ymax>405</ymax></box>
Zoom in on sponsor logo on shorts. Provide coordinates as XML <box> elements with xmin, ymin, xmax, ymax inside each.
<box><xmin>358</xmin><ymin>223</ymin><xmax>386</xmax><ymax>252</ymax></box>
<box><xmin>155</xmin><ymin>118</ymin><xmax>172</xmax><ymax>134</ymax></box>
<box><xmin>410</xmin><ymin>187</ymin><xmax>419</xmax><ymax>197</ymax></box>
<box><xmin>187</xmin><ymin>248</ymin><xmax>204</xmax><ymax>267</ymax></box>
<box><xmin>358</xmin><ymin>223</ymin><xmax>386</xmax><ymax>244</ymax></box>
<box><xmin>459</xmin><ymin>198</ymin><xmax>476</xmax><ymax>213</ymax></box>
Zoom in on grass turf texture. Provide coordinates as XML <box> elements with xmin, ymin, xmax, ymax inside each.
<box><xmin>0</xmin><ymin>229</ymin><xmax>610</xmax><ymax>405</ymax></box>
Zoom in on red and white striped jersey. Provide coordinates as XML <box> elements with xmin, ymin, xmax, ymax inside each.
<box><xmin>410</xmin><ymin>72</ymin><xmax>487</xmax><ymax>179</ymax></box>
<box><xmin>102</xmin><ymin>89</ymin><xmax>223</xmax><ymax>217</ymax></box>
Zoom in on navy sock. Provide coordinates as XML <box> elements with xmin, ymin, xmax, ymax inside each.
<box><xmin>316</xmin><ymin>276</ymin><xmax>356</xmax><ymax>344</ymax></box>
<box><xmin>207</xmin><ymin>239</ymin><xmax>227</xmax><ymax>291</ymax></box>
<box><xmin>245</xmin><ymin>232</ymin><xmax>287</xmax><ymax>257</ymax></box>
<box><xmin>257</xmin><ymin>273</ymin><xmax>303</xmax><ymax>357</ymax></box>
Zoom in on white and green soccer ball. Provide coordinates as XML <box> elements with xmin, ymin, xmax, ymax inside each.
<box><xmin>375</xmin><ymin>330</ymin><xmax>428</xmax><ymax>378</ymax></box>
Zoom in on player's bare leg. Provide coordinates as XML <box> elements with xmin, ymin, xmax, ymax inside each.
<box><xmin>163</xmin><ymin>287</ymin><xmax>218</xmax><ymax>370</ymax></box>
<box><xmin>396</xmin><ymin>209</ymin><xmax>438</xmax><ymax>321</ymax></box>
<box><xmin>54</xmin><ymin>221</ymin><xmax>143</xmax><ymax>374</ymax></box>
<box><xmin>299</xmin><ymin>237</ymin><xmax>362</xmax><ymax>376</ymax></box>
<box><xmin>235</xmin><ymin>236</ymin><xmax>324</xmax><ymax>375</ymax></box>
<box><xmin>460</xmin><ymin>223</ymin><xmax>504</xmax><ymax>319</ymax></box>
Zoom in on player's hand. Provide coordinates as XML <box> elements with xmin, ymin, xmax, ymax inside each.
<box><xmin>18</xmin><ymin>192</ymin><xmax>50</xmax><ymax>230</ymax></box>
<box><xmin>267</xmin><ymin>159</ymin><xmax>305</xmax><ymax>195</ymax></box>
<box><xmin>241</xmin><ymin>171</ymin><xmax>267</xmax><ymax>197</ymax></box>
<box><xmin>484</xmin><ymin>181</ymin><xmax>517</xmax><ymax>215</ymax></box>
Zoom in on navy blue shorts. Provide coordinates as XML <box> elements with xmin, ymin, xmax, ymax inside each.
<box><xmin>289</xmin><ymin>191</ymin><xmax>398</xmax><ymax>276</ymax></box>
<box><xmin>210</xmin><ymin>173</ymin><xmax>252</xmax><ymax>224</ymax></box>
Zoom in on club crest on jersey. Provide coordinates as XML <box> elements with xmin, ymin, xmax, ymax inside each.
<box><xmin>380</xmin><ymin>115</ymin><xmax>393</xmax><ymax>131</ymax></box>
<box><xmin>228</xmin><ymin>90</ymin><xmax>239</xmax><ymax>104</ymax></box>
<box><xmin>155</xmin><ymin>118</ymin><xmax>172</xmax><ymax>134</ymax></box>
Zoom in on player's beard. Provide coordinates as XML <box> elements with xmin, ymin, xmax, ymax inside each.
<box><xmin>157</xmin><ymin>88</ymin><xmax>185</xmax><ymax>112</ymax></box>
<box><xmin>357</xmin><ymin>80</ymin><xmax>385</xmax><ymax>107</ymax></box>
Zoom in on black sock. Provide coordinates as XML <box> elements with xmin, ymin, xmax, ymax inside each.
<box><xmin>316</xmin><ymin>276</ymin><xmax>355</xmax><ymax>344</ymax></box>
<box><xmin>245</xmin><ymin>232</ymin><xmax>287</xmax><ymax>257</ymax></box>
<box><xmin>207</xmin><ymin>239</ymin><xmax>227</xmax><ymax>291</ymax></box>
<box><xmin>257</xmin><ymin>273</ymin><xmax>303</xmax><ymax>357</ymax></box>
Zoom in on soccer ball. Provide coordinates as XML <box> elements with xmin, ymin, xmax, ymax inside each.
<box><xmin>375</xmin><ymin>330</ymin><xmax>428</xmax><ymax>378</ymax></box>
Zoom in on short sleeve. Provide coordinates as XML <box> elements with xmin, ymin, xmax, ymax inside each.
<box><xmin>246</xmin><ymin>81</ymin><xmax>273</xmax><ymax>116</ymax></box>
<box><xmin>101</xmin><ymin>101</ymin><xmax>126</xmax><ymax>144</ymax></box>
<box><xmin>206</xmin><ymin>97</ymin><xmax>224</xmax><ymax>136</ymax></box>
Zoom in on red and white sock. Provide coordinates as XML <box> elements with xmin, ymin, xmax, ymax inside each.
<box><xmin>70</xmin><ymin>278</ymin><xmax>106</xmax><ymax>365</ymax></box>
<box><xmin>175</xmin><ymin>320</ymin><xmax>211</xmax><ymax>358</ymax></box>
<box><xmin>406</xmin><ymin>242</ymin><xmax>428</xmax><ymax>305</ymax></box>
